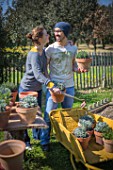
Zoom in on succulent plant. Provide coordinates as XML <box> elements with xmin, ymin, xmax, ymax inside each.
<box><xmin>103</xmin><ymin>127</ymin><xmax>113</xmax><ymax>140</ymax></box>
<box><xmin>2</xmin><ymin>82</ymin><xmax>18</xmax><ymax>92</ymax></box>
<box><xmin>94</xmin><ymin>121</ymin><xmax>109</xmax><ymax>133</ymax></box>
<box><xmin>53</xmin><ymin>82</ymin><xmax>65</xmax><ymax>91</ymax></box>
<box><xmin>79</xmin><ymin>119</ymin><xmax>93</xmax><ymax>131</ymax></box>
<box><xmin>79</xmin><ymin>115</ymin><xmax>95</xmax><ymax>123</ymax></box>
<box><xmin>0</xmin><ymin>100</ymin><xmax>7</xmax><ymax>112</ymax></box>
<box><xmin>0</xmin><ymin>86</ymin><xmax>11</xmax><ymax>105</ymax></box>
<box><xmin>19</xmin><ymin>95</ymin><xmax>38</xmax><ymax>108</ymax></box>
<box><xmin>73</xmin><ymin>127</ymin><xmax>89</xmax><ymax>138</ymax></box>
<box><xmin>76</xmin><ymin>50</ymin><xmax>89</xmax><ymax>59</ymax></box>
<box><xmin>79</xmin><ymin>115</ymin><xmax>95</xmax><ymax>131</ymax></box>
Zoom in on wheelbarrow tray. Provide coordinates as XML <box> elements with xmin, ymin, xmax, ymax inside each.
<box><xmin>50</xmin><ymin>108</ymin><xmax>113</xmax><ymax>170</ymax></box>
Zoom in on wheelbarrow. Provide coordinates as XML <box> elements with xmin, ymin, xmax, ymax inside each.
<box><xmin>49</xmin><ymin>107</ymin><xmax>113</xmax><ymax>170</ymax></box>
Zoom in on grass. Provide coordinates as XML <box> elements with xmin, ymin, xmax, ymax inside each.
<box><xmin>24</xmin><ymin>136</ymin><xmax>73</xmax><ymax>170</ymax></box>
<box><xmin>78</xmin><ymin>43</ymin><xmax>113</xmax><ymax>52</ymax></box>
<box><xmin>73</xmin><ymin>88</ymin><xmax>113</xmax><ymax>108</ymax></box>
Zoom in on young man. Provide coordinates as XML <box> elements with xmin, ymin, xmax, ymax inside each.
<box><xmin>40</xmin><ymin>22</ymin><xmax>84</xmax><ymax>151</ymax></box>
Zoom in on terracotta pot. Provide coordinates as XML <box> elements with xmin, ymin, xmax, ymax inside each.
<box><xmin>75</xmin><ymin>58</ymin><xmax>92</xmax><ymax>71</ymax></box>
<box><xmin>87</xmin><ymin>129</ymin><xmax>94</xmax><ymax>136</ymax></box>
<box><xmin>94</xmin><ymin>130</ymin><xmax>103</xmax><ymax>145</ymax></box>
<box><xmin>103</xmin><ymin>138</ymin><xmax>113</xmax><ymax>153</ymax></box>
<box><xmin>0</xmin><ymin>107</ymin><xmax>11</xmax><ymax>129</ymax></box>
<box><xmin>16</xmin><ymin>106</ymin><xmax>38</xmax><ymax>124</ymax></box>
<box><xmin>77</xmin><ymin>135</ymin><xmax>91</xmax><ymax>150</ymax></box>
<box><xmin>50</xmin><ymin>90</ymin><xmax>65</xmax><ymax>103</ymax></box>
<box><xmin>11</xmin><ymin>91</ymin><xmax>18</xmax><ymax>106</ymax></box>
<box><xmin>0</xmin><ymin>140</ymin><xmax>25</xmax><ymax>170</ymax></box>
<box><xmin>19</xmin><ymin>91</ymin><xmax>38</xmax><ymax>99</ymax></box>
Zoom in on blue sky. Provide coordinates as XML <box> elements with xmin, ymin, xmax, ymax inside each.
<box><xmin>1</xmin><ymin>0</ymin><xmax>113</xmax><ymax>14</ymax></box>
<box><xmin>1</xmin><ymin>0</ymin><xmax>12</xmax><ymax>14</ymax></box>
<box><xmin>98</xmin><ymin>0</ymin><xmax>112</xmax><ymax>5</ymax></box>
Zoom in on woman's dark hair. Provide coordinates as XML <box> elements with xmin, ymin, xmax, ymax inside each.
<box><xmin>26</xmin><ymin>25</ymin><xmax>44</xmax><ymax>44</ymax></box>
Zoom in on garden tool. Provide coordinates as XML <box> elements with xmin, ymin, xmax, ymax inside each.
<box><xmin>61</xmin><ymin>91</ymin><xmax>86</xmax><ymax>108</ymax></box>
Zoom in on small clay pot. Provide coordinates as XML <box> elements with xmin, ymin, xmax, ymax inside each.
<box><xmin>103</xmin><ymin>138</ymin><xmax>113</xmax><ymax>153</ymax></box>
<box><xmin>75</xmin><ymin>58</ymin><xmax>92</xmax><ymax>71</ymax></box>
<box><xmin>16</xmin><ymin>106</ymin><xmax>38</xmax><ymax>124</ymax></box>
<box><xmin>94</xmin><ymin>130</ymin><xmax>103</xmax><ymax>145</ymax></box>
<box><xmin>11</xmin><ymin>91</ymin><xmax>18</xmax><ymax>106</ymax></box>
<box><xmin>19</xmin><ymin>91</ymin><xmax>38</xmax><ymax>99</ymax></box>
<box><xmin>0</xmin><ymin>107</ymin><xmax>11</xmax><ymax>129</ymax></box>
<box><xmin>50</xmin><ymin>90</ymin><xmax>65</xmax><ymax>103</ymax></box>
<box><xmin>0</xmin><ymin>139</ymin><xmax>25</xmax><ymax>170</ymax></box>
<box><xmin>76</xmin><ymin>135</ymin><xmax>91</xmax><ymax>150</ymax></box>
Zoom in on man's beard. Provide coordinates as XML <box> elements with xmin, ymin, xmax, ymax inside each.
<box><xmin>55</xmin><ymin>35</ymin><xmax>65</xmax><ymax>42</ymax></box>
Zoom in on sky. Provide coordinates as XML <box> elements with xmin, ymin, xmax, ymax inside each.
<box><xmin>98</xmin><ymin>0</ymin><xmax>113</xmax><ymax>5</ymax></box>
<box><xmin>0</xmin><ymin>0</ymin><xmax>12</xmax><ymax>14</ymax></box>
<box><xmin>1</xmin><ymin>0</ymin><xmax>113</xmax><ymax>14</ymax></box>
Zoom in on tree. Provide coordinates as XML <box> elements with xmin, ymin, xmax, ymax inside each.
<box><xmin>82</xmin><ymin>4</ymin><xmax>111</xmax><ymax>52</ymax></box>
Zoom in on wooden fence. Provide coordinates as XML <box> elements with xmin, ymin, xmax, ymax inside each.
<box><xmin>0</xmin><ymin>52</ymin><xmax>113</xmax><ymax>89</ymax></box>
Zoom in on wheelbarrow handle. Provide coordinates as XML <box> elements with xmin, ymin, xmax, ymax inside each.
<box><xmin>61</xmin><ymin>92</ymin><xmax>86</xmax><ymax>108</ymax></box>
<box><xmin>61</xmin><ymin>91</ymin><xmax>85</xmax><ymax>102</ymax></box>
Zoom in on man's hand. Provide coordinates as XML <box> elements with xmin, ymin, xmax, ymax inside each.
<box><xmin>74</xmin><ymin>67</ymin><xmax>88</xmax><ymax>73</ymax></box>
<box><xmin>49</xmin><ymin>87</ymin><xmax>61</xmax><ymax>94</ymax></box>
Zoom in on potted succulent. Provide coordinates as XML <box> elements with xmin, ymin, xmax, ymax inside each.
<box><xmin>94</xmin><ymin>121</ymin><xmax>109</xmax><ymax>145</ymax></box>
<box><xmin>78</xmin><ymin>120</ymin><xmax>94</xmax><ymax>136</ymax></box>
<box><xmin>78</xmin><ymin>115</ymin><xmax>95</xmax><ymax>128</ymax></box>
<box><xmin>73</xmin><ymin>127</ymin><xmax>90</xmax><ymax>150</ymax></box>
<box><xmin>16</xmin><ymin>95</ymin><xmax>38</xmax><ymax>124</ymax></box>
<box><xmin>2</xmin><ymin>82</ymin><xmax>18</xmax><ymax>105</ymax></box>
<box><xmin>75</xmin><ymin>50</ymin><xmax>92</xmax><ymax>71</ymax></box>
<box><xmin>78</xmin><ymin>115</ymin><xmax>96</xmax><ymax>135</ymax></box>
<box><xmin>0</xmin><ymin>86</ymin><xmax>11</xmax><ymax>128</ymax></box>
<box><xmin>103</xmin><ymin>127</ymin><xmax>113</xmax><ymax>153</ymax></box>
<box><xmin>49</xmin><ymin>82</ymin><xmax>66</xmax><ymax>103</ymax></box>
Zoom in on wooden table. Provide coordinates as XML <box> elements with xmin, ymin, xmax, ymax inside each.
<box><xmin>0</xmin><ymin>106</ymin><xmax>48</xmax><ymax>140</ymax></box>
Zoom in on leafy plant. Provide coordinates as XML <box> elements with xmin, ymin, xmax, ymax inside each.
<box><xmin>94</xmin><ymin>121</ymin><xmax>109</xmax><ymax>133</ymax></box>
<box><xmin>19</xmin><ymin>95</ymin><xmax>38</xmax><ymax>108</ymax></box>
<box><xmin>2</xmin><ymin>82</ymin><xmax>18</xmax><ymax>92</ymax></box>
<box><xmin>103</xmin><ymin>127</ymin><xmax>113</xmax><ymax>140</ymax></box>
<box><xmin>79</xmin><ymin>115</ymin><xmax>95</xmax><ymax>123</ymax></box>
<box><xmin>73</xmin><ymin>127</ymin><xmax>89</xmax><ymax>138</ymax></box>
<box><xmin>0</xmin><ymin>86</ymin><xmax>11</xmax><ymax>105</ymax></box>
<box><xmin>79</xmin><ymin>115</ymin><xmax>95</xmax><ymax>130</ymax></box>
<box><xmin>53</xmin><ymin>82</ymin><xmax>65</xmax><ymax>91</ymax></box>
<box><xmin>79</xmin><ymin>119</ymin><xmax>93</xmax><ymax>131</ymax></box>
<box><xmin>0</xmin><ymin>100</ymin><xmax>8</xmax><ymax>112</ymax></box>
<box><xmin>76</xmin><ymin>50</ymin><xmax>89</xmax><ymax>59</ymax></box>
<box><xmin>0</xmin><ymin>86</ymin><xmax>11</xmax><ymax>112</ymax></box>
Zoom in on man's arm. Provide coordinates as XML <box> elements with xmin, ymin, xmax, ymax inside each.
<box><xmin>72</xmin><ymin>58</ymin><xmax>80</xmax><ymax>72</ymax></box>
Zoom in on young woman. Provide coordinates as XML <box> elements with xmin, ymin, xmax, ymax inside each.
<box><xmin>19</xmin><ymin>25</ymin><xmax>55</xmax><ymax>150</ymax></box>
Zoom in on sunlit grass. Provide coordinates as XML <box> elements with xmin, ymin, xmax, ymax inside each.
<box><xmin>78</xmin><ymin>43</ymin><xmax>113</xmax><ymax>52</ymax></box>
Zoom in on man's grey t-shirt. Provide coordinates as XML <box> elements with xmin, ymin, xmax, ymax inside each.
<box><xmin>45</xmin><ymin>42</ymin><xmax>77</xmax><ymax>88</ymax></box>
